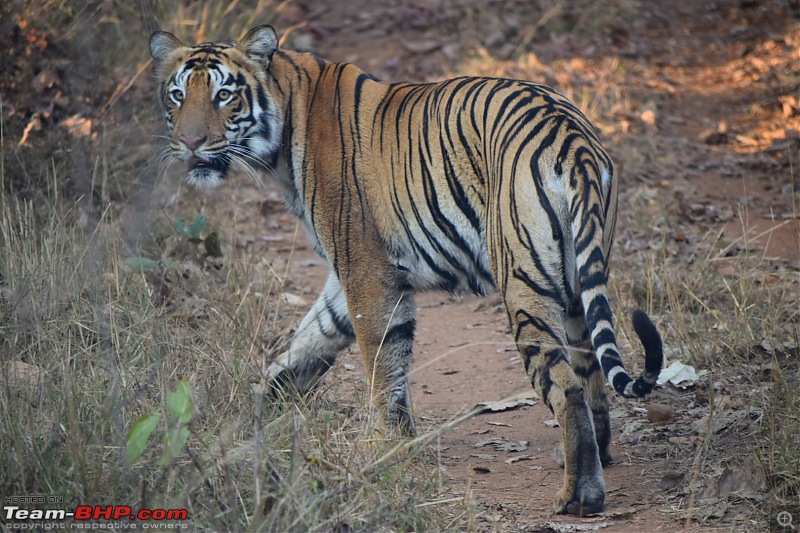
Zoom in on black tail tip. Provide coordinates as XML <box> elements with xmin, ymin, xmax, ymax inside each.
<box><xmin>631</xmin><ymin>309</ymin><xmax>663</xmax><ymax>375</ymax></box>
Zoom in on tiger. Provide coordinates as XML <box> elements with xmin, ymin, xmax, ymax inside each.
<box><xmin>149</xmin><ymin>24</ymin><xmax>664</xmax><ymax>516</ymax></box>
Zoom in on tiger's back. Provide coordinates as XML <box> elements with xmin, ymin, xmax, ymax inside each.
<box><xmin>293</xmin><ymin>66</ymin><xmax>613</xmax><ymax>298</ymax></box>
<box><xmin>150</xmin><ymin>25</ymin><xmax>663</xmax><ymax>516</ymax></box>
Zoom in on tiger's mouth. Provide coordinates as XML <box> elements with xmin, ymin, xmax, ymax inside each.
<box><xmin>186</xmin><ymin>155</ymin><xmax>230</xmax><ymax>188</ymax></box>
<box><xmin>188</xmin><ymin>155</ymin><xmax>228</xmax><ymax>174</ymax></box>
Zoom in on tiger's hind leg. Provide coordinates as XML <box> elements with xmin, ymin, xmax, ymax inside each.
<box><xmin>564</xmin><ymin>300</ymin><xmax>613</xmax><ymax>467</ymax></box>
<box><xmin>506</xmin><ymin>294</ymin><xmax>605</xmax><ymax>516</ymax></box>
<box><xmin>265</xmin><ymin>272</ymin><xmax>355</xmax><ymax>397</ymax></box>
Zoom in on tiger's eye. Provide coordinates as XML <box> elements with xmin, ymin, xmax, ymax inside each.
<box><xmin>170</xmin><ymin>88</ymin><xmax>184</xmax><ymax>103</ymax></box>
<box><xmin>217</xmin><ymin>89</ymin><xmax>232</xmax><ymax>101</ymax></box>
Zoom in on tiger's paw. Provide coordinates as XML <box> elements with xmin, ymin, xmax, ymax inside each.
<box><xmin>389</xmin><ymin>408</ymin><xmax>417</xmax><ymax>438</ymax></box>
<box><xmin>263</xmin><ymin>363</ymin><xmax>297</xmax><ymax>400</ymax></box>
<box><xmin>599</xmin><ymin>449</ymin><xmax>614</xmax><ymax>468</ymax></box>
<box><xmin>381</xmin><ymin>388</ymin><xmax>417</xmax><ymax>438</ymax></box>
<box><xmin>263</xmin><ymin>352</ymin><xmax>334</xmax><ymax>400</ymax></box>
<box><xmin>553</xmin><ymin>478</ymin><xmax>606</xmax><ymax>516</ymax></box>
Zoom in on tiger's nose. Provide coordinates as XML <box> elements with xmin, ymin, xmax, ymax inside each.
<box><xmin>180</xmin><ymin>134</ymin><xmax>207</xmax><ymax>151</ymax></box>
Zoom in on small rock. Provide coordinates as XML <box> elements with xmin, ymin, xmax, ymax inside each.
<box><xmin>402</xmin><ymin>39</ymin><xmax>441</xmax><ymax>54</ymax></box>
<box><xmin>627</xmin><ymin>432</ymin><xmax>646</xmax><ymax>444</ymax></box>
<box><xmin>647</xmin><ymin>402</ymin><xmax>677</xmax><ymax>423</ymax></box>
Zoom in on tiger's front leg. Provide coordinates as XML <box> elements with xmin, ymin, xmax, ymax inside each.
<box><xmin>265</xmin><ymin>273</ymin><xmax>355</xmax><ymax>396</ymax></box>
<box><xmin>343</xmin><ymin>267</ymin><xmax>416</xmax><ymax>437</ymax></box>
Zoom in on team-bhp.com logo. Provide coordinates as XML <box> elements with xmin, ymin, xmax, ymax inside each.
<box><xmin>4</xmin><ymin>504</ymin><xmax>189</xmax><ymax>529</ymax></box>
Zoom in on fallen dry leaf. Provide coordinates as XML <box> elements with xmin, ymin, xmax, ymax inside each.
<box><xmin>657</xmin><ymin>360</ymin><xmax>700</xmax><ymax>387</ymax></box>
<box><xmin>473</xmin><ymin>437</ymin><xmax>529</xmax><ymax>453</ymax></box>
<box><xmin>693</xmin><ymin>409</ymin><xmax>747</xmax><ymax>435</ymax></box>
<box><xmin>700</xmin><ymin>464</ymin><xmax>765</xmax><ymax>500</ymax></box>
<box><xmin>475</xmin><ymin>392</ymin><xmax>537</xmax><ymax>413</ymax></box>
<box><xmin>498</xmin><ymin>440</ymin><xmax>528</xmax><ymax>452</ymax></box>
<box><xmin>474</xmin><ymin>437</ymin><xmax>506</xmax><ymax>449</ymax></box>
<box><xmin>537</xmin><ymin>520</ymin><xmax>616</xmax><ymax>531</ymax></box>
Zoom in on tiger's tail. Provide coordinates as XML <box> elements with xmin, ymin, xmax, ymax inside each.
<box><xmin>572</xmin><ymin>178</ymin><xmax>663</xmax><ymax>399</ymax></box>
<box><xmin>614</xmin><ymin>309</ymin><xmax>663</xmax><ymax>397</ymax></box>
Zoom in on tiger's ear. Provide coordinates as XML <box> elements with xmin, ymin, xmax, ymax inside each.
<box><xmin>238</xmin><ymin>25</ymin><xmax>278</xmax><ymax>65</ymax></box>
<box><xmin>150</xmin><ymin>31</ymin><xmax>184</xmax><ymax>63</ymax></box>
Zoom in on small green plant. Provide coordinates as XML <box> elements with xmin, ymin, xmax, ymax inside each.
<box><xmin>172</xmin><ymin>212</ymin><xmax>225</xmax><ymax>256</ymax></box>
<box><xmin>125</xmin><ymin>379</ymin><xmax>194</xmax><ymax>466</ymax></box>
<box><xmin>124</xmin><ymin>211</ymin><xmax>223</xmax><ymax>271</ymax></box>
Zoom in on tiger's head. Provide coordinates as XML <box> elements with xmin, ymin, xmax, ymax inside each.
<box><xmin>149</xmin><ymin>25</ymin><xmax>282</xmax><ymax>188</ymax></box>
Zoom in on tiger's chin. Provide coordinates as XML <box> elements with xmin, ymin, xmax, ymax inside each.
<box><xmin>186</xmin><ymin>157</ymin><xmax>229</xmax><ymax>189</ymax></box>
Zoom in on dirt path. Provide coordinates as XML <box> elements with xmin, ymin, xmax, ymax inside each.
<box><xmin>207</xmin><ymin>0</ymin><xmax>798</xmax><ymax>530</ymax></box>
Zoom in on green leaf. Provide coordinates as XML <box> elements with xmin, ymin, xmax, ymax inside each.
<box><xmin>125</xmin><ymin>413</ymin><xmax>161</xmax><ymax>465</ymax></box>
<box><xmin>123</xmin><ymin>256</ymin><xmax>174</xmax><ymax>272</ymax></box>
<box><xmin>309</xmin><ymin>478</ymin><xmax>324</xmax><ymax>493</ymax></box>
<box><xmin>158</xmin><ymin>426</ymin><xmax>190</xmax><ymax>466</ymax></box>
<box><xmin>188</xmin><ymin>213</ymin><xmax>208</xmax><ymax>238</ymax></box>
<box><xmin>173</xmin><ymin>219</ymin><xmax>189</xmax><ymax>237</ymax></box>
<box><xmin>156</xmin><ymin>380</ymin><xmax>194</xmax><ymax>466</ymax></box>
<box><xmin>166</xmin><ymin>379</ymin><xmax>193</xmax><ymax>425</ymax></box>
<box><xmin>123</xmin><ymin>256</ymin><xmax>161</xmax><ymax>271</ymax></box>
